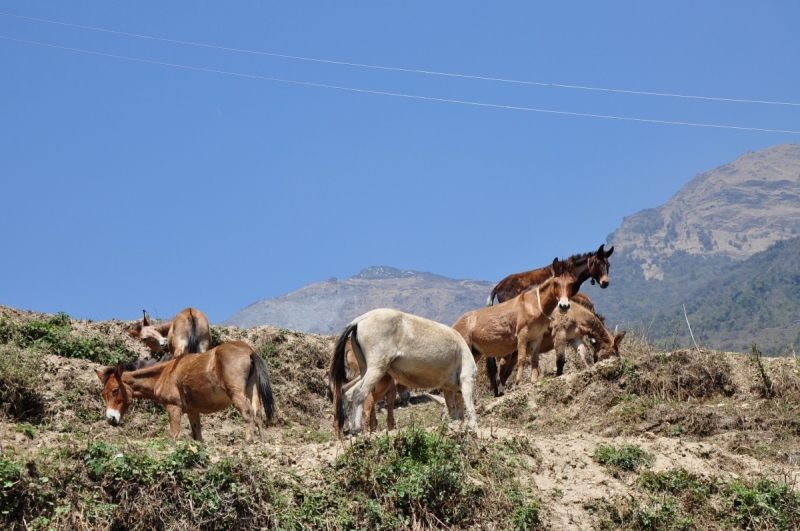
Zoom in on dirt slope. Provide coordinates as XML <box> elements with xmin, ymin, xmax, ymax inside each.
<box><xmin>2</xmin><ymin>307</ymin><xmax>800</xmax><ymax>529</ymax></box>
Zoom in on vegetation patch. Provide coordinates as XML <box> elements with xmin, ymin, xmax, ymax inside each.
<box><xmin>588</xmin><ymin>471</ymin><xmax>800</xmax><ymax>531</ymax></box>
<box><xmin>0</xmin><ymin>313</ymin><xmax>137</xmax><ymax>365</ymax></box>
<box><xmin>0</xmin><ymin>344</ymin><xmax>46</xmax><ymax>421</ymax></box>
<box><xmin>594</xmin><ymin>443</ymin><xmax>654</xmax><ymax>472</ymax></box>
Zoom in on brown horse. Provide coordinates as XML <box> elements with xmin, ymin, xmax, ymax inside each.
<box><xmin>127</xmin><ymin>308</ymin><xmax>211</xmax><ymax>360</ymax></box>
<box><xmin>487</xmin><ymin>296</ymin><xmax>625</xmax><ymax>396</ymax></box>
<box><xmin>453</xmin><ymin>258</ymin><xmax>576</xmax><ymax>387</ymax></box>
<box><xmin>486</xmin><ymin>244</ymin><xmax>613</xmax><ymax>306</ymax></box>
<box><xmin>331</xmin><ymin>338</ymin><xmax>397</xmax><ymax>433</ymax></box>
<box><xmin>95</xmin><ymin>341</ymin><xmax>274</xmax><ymax>442</ymax></box>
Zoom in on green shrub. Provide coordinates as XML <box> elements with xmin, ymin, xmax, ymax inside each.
<box><xmin>594</xmin><ymin>444</ymin><xmax>655</xmax><ymax>471</ymax></box>
<box><xmin>0</xmin><ymin>314</ymin><xmax>136</xmax><ymax>365</ymax></box>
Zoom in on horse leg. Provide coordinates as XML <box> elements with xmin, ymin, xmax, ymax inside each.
<box><xmin>187</xmin><ymin>412</ymin><xmax>203</xmax><ymax>442</ymax></box>
<box><xmin>364</xmin><ymin>391</ymin><xmax>376</xmax><ymax>432</ymax></box>
<box><xmin>575</xmin><ymin>339</ymin><xmax>593</xmax><ymax>368</ymax></box>
<box><xmin>498</xmin><ymin>352</ymin><xmax>518</xmax><ymax>395</ymax></box>
<box><xmin>556</xmin><ymin>343</ymin><xmax>566</xmax><ymax>377</ymax></box>
<box><xmin>459</xmin><ymin>362</ymin><xmax>479</xmax><ymax>430</ymax></box>
<box><xmin>514</xmin><ymin>327</ymin><xmax>530</xmax><ymax>387</ymax></box>
<box><xmin>165</xmin><ymin>405</ymin><xmax>183</xmax><ymax>439</ymax></box>
<box><xmin>386</xmin><ymin>380</ymin><xmax>396</xmax><ymax>431</ymax></box>
<box><xmin>350</xmin><ymin>368</ymin><xmax>385</xmax><ymax>435</ymax></box>
<box><xmin>443</xmin><ymin>390</ymin><xmax>459</xmax><ymax>420</ymax></box>
<box><xmin>231</xmin><ymin>394</ymin><xmax>255</xmax><ymax>442</ymax></box>
<box><xmin>529</xmin><ymin>339</ymin><xmax>542</xmax><ymax>383</ymax></box>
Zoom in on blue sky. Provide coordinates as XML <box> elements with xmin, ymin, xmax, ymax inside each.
<box><xmin>1</xmin><ymin>2</ymin><xmax>799</xmax><ymax>323</ymax></box>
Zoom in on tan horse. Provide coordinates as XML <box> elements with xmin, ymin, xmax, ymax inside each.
<box><xmin>331</xmin><ymin>338</ymin><xmax>397</xmax><ymax>433</ymax></box>
<box><xmin>489</xmin><ymin>297</ymin><xmax>626</xmax><ymax>395</ymax></box>
<box><xmin>453</xmin><ymin>258</ymin><xmax>575</xmax><ymax>387</ymax></box>
<box><xmin>330</xmin><ymin>309</ymin><xmax>478</xmax><ymax>435</ymax></box>
<box><xmin>95</xmin><ymin>341</ymin><xmax>274</xmax><ymax>442</ymax></box>
<box><xmin>126</xmin><ymin>308</ymin><xmax>211</xmax><ymax>359</ymax></box>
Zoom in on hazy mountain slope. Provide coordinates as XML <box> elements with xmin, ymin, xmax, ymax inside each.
<box><xmin>221</xmin><ymin>266</ymin><xmax>493</xmax><ymax>333</ymax></box>
<box><xmin>591</xmin><ymin>143</ymin><xmax>800</xmax><ymax>352</ymax></box>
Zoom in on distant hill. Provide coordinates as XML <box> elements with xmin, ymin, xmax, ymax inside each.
<box><xmin>591</xmin><ymin>143</ymin><xmax>800</xmax><ymax>353</ymax></box>
<box><xmin>221</xmin><ymin>266</ymin><xmax>494</xmax><ymax>334</ymax></box>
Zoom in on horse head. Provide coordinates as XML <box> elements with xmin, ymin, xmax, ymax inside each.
<box><xmin>550</xmin><ymin>257</ymin><xmax>577</xmax><ymax>313</ymax></box>
<box><xmin>588</xmin><ymin>244</ymin><xmax>613</xmax><ymax>289</ymax></box>
<box><xmin>593</xmin><ymin>330</ymin><xmax>625</xmax><ymax>362</ymax></box>
<box><xmin>95</xmin><ymin>363</ymin><xmax>133</xmax><ymax>427</ymax></box>
<box><xmin>126</xmin><ymin>310</ymin><xmax>168</xmax><ymax>353</ymax></box>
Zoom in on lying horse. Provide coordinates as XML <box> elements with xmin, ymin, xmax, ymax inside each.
<box><xmin>127</xmin><ymin>308</ymin><xmax>211</xmax><ymax>360</ymax></box>
<box><xmin>95</xmin><ymin>341</ymin><xmax>274</xmax><ymax>442</ymax></box>
<box><xmin>330</xmin><ymin>309</ymin><xmax>478</xmax><ymax>435</ymax></box>
<box><xmin>453</xmin><ymin>258</ymin><xmax>575</xmax><ymax>387</ymax></box>
<box><xmin>486</xmin><ymin>244</ymin><xmax>613</xmax><ymax>306</ymax></box>
<box><xmin>331</xmin><ymin>337</ymin><xmax>397</xmax><ymax>434</ymax></box>
<box><xmin>487</xmin><ymin>296</ymin><xmax>626</xmax><ymax>396</ymax></box>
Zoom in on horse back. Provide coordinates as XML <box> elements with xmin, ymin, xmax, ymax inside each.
<box><xmin>493</xmin><ymin>266</ymin><xmax>553</xmax><ymax>304</ymax></box>
<box><xmin>168</xmin><ymin>308</ymin><xmax>212</xmax><ymax>355</ymax></box>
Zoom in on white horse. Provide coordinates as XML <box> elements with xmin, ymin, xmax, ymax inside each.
<box><xmin>329</xmin><ymin>308</ymin><xmax>478</xmax><ymax>435</ymax></box>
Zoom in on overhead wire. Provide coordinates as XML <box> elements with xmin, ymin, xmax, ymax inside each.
<box><xmin>1</xmin><ymin>10</ymin><xmax>799</xmax><ymax>108</ymax></box>
<box><xmin>2</xmin><ymin>35</ymin><xmax>798</xmax><ymax>135</ymax></box>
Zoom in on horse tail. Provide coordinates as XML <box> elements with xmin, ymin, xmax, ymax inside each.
<box><xmin>330</xmin><ymin>322</ymin><xmax>358</xmax><ymax>432</ymax></box>
<box><xmin>187</xmin><ymin>309</ymin><xmax>200</xmax><ymax>354</ymax></box>
<box><xmin>486</xmin><ymin>285</ymin><xmax>498</xmax><ymax>306</ymax></box>
<box><xmin>251</xmin><ymin>352</ymin><xmax>275</xmax><ymax>423</ymax></box>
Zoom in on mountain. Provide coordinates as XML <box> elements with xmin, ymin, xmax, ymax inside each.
<box><xmin>591</xmin><ymin>143</ymin><xmax>800</xmax><ymax>353</ymax></box>
<box><xmin>221</xmin><ymin>266</ymin><xmax>494</xmax><ymax>334</ymax></box>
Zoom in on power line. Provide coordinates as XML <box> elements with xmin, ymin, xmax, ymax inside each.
<box><xmin>2</xmin><ymin>10</ymin><xmax>799</xmax><ymax>108</ymax></box>
<box><xmin>2</xmin><ymin>35</ymin><xmax>799</xmax><ymax>135</ymax></box>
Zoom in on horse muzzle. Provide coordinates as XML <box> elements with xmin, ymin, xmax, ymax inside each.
<box><xmin>105</xmin><ymin>409</ymin><xmax>121</xmax><ymax>427</ymax></box>
<box><xmin>558</xmin><ymin>301</ymin><xmax>570</xmax><ymax>312</ymax></box>
<box><xmin>599</xmin><ymin>277</ymin><xmax>609</xmax><ymax>289</ymax></box>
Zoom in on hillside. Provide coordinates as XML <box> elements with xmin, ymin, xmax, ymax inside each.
<box><xmin>221</xmin><ymin>266</ymin><xmax>494</xmax><ymax>333</ymax></box>
<box><xmin>2</xmin><ymin>306</ymin><xmax>799</xmax><ymax>529</ymax></box>
<box><xmin>591</xmin><ymin>143</ymin><xmax>800</xmax><ymax>351</ymax></box>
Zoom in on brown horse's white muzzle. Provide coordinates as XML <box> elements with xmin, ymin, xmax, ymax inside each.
<box><xmin>106</xmin><ymin>409</ymin><xmax>121</xmax><ymax>427</ymax></box>
<box><xmin>558</xmin><ymin>298</ymin><xmax>570</xmax><ymax>312</ymax></box>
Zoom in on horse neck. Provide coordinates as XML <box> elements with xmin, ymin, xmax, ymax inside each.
<box><xmin>121</xmin><ymin>363</ymin><xmax>170</xmax><ymax>402</ymax></box>
<box><xmin>536</xmin><ymin>279</ymin><xmax>561</xmax><ymax>316</ymax></box>
<box><xmin>155</xmin><ymin>320</ymin><xmax>172</xmax><ymax>337</ymax></box>
<box><xmin>569</xmin><ymin>256</ymin><xmax>592</xmax><ymax>292</ymax></box>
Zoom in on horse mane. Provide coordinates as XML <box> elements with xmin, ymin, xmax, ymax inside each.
<box><xmin>558</xmin><ymin>251</ymin><xmax>593</xmax><ymax>268</ymax></box>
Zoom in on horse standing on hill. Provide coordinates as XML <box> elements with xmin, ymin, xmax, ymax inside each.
<box><xmin>126</xmin><ymin>308</ymin><xmax>211</xmax><ymax>360</ymax></box>
<box><xmin>453</xmin><ymin>258</ymin><xmax>576</xmax><ymax>387</ymax></box>
<box><xmin>331</xmin><ymin>337</ymin><xmax>397</xmax><ymax>434</ymax></box>
<box><xmin>487</xmin><ymin>295</ymin><xmax>626</xmax><ymax>396</ymax></box>
<box><xmin>486</xmin><ymin>244</ymin><xmax>613</xmax><ymax>306</ymax></box>
<box><xmin>95</xmin><ymin>341</ymin><xmax>274</xmax><ymax>442</ymax></box>
<box><xmin>330</xmin><ymin>309</ymin><xmax>478</xmax><ymax>436</ymax></box>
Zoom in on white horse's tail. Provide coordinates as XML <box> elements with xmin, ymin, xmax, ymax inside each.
<box><xmin>329</xmin><ymin>322</ymin><xmax>358</xmax><ymax>434</ymax></box>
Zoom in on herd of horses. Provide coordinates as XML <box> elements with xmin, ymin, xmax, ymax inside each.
<box><xmin>94</xmin><ymin>244</ymin><xmax>621</xmax><ymax>440</ymax></box>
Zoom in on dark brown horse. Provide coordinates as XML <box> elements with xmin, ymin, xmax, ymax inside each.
<box><xmin>486</xmin><ymin>244</ymin><xmax>613</xmax><ymax>306</ymax></box>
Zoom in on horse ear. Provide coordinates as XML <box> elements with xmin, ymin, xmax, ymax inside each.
<box><xmin>597</xmin><ymin>244</ymin><xmax>606</xmax><ymax>257</ymax></box>
<box><xmin>96</xmin><ymin>368</ymin><xmax>112</xmax><ymax>385</ymax></box>
<box><xmin>567</xmin><ymin>257</ymin><xmax>576</xmax><ymax>272</ymax></box>
<box><xmin>142</xmin><ymin>310</ymin><xmax>151</xmax><ymax>327</ymax></box>
<box><xmin>115</xmin><ymin>362</ymin><xmax>124</xmax><ymax>379</ymax></box>
<box><xmin>614</xmin><ymin>331</ymin><xmax>626</xmax><ymax>347</ymax></box>
<box><xmin>606</xmin><ymin>245</ymin><xmax>614</xmax><ymax>257</ymax></box>
<box><xmin>551</xmin><ymin>257</ymin><xmax>561</xmax><ymax>275</ymax></box>
<box><xmin>126</xmin><ymin>327</ymin><xmax>139</xmax><ymax>338</ymax></box>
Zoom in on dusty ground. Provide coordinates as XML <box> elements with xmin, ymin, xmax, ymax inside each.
<box><xmin>2</xmin><ymin>305</ymin><xmax>800</xmax><ymax>529</ymax></box>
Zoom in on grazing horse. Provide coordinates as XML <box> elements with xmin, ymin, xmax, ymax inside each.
<box><xmin>487</xmin><ymin>296</ymin><xmax>626</xmax><ymax>396</ymax></box>
<box><xmin>95</xmin><ymin>341</ymin><xmax>274</xmax><ymax>442</ymax></box>
<box><xmin>126</xmin><ymin>308</ymin><xmax>211</xmax><ymax>360</ymax></box>
<box><xmin>453</xmin><ymin>258</ymin><xmax>576</xmax><ymax>387</ymax></box>
<box><xmin>330</xmin><ymin>309</ymin><xmax>478</xmax><ymax>436</ymax></box>
<box><xmin>331</xmin><ymin>338</ymin><xmax>397</xmax><ymax>433</ymax></box>
<box><xmin>486</xmin><ymin>244</ymin><xmax>613</xmax><ymax>306</ymax></box>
